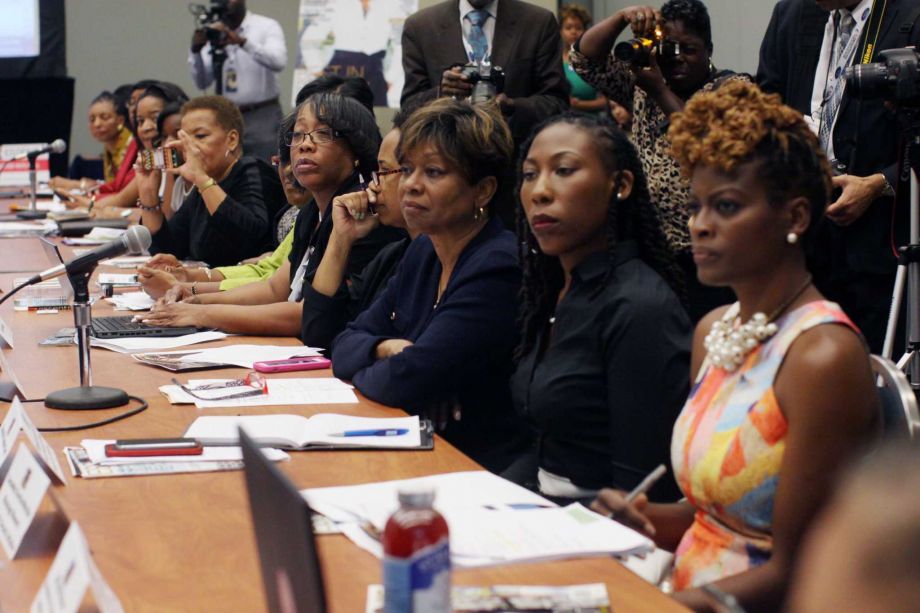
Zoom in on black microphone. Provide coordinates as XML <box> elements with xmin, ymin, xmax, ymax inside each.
<box><xmin>12</xmin><ymin>139</ymin><xmax>67</xmax><ymax>160</ymax></box>
<box><xmin>27</xmin><ymin>225</ymin><xmax>152</xmax><ymax>284</ymax></box>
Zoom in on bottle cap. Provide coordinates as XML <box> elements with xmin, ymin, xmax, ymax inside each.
<box><xmin>397</xmin><ymin>486</ymin><xmax>435</xmax><ymax>509</ymax></box>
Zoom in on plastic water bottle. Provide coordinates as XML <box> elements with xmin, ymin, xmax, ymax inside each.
<box><xmin>382</xmin><ymin>487</ymin><xmax>450</xmax><ymax>612</ymax></box>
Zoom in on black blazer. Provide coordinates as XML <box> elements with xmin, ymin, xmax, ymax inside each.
<box><xmin>757</xmin><ymin>0</ymin><xmax>920</xmax><ymax>275</ymax></box>
<box><xmin>400</xmin><ymin>0</ymin><xmax>569</xmax><ymax>140</ymax></box>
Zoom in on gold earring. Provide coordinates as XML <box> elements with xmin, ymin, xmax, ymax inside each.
<box><xmin>688</xmin><ymin>215</ymin><xmax>695</xmax><ymax>229</ymax></box>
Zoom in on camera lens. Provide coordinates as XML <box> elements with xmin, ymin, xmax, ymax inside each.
<box><xmin>614</xmin><ymin>38</ymin><xmax>654</xmax><ymax>65</ymax></box>
<box><xmin>844</xmin><ymin>62</ymin><xmax>890</xmax><ymax>100</ymax></box>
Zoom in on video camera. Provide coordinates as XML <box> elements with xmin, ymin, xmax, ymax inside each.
<box><xmin>613</xmin><ymin>27</ymin><xmax>680</xmax><ymax>67</ymax></box>
<box><xmin>845</xmin><ymin>47</ymin><xmax>920</xmax><ymax>106</ymax></box>
<box><xmin>458</xmin><ymin>63</ymin><xmax>506</xmax><ymax>105</ymax></box>
<box><xmin>189</xmin><ymin>1</ymin><xmax>229</xmax><ymax>46</ymax></box>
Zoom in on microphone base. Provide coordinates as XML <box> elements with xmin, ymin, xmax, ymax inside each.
<box><xmin>45</xmin><ymin>386</ymin><xmax>129</xmax><ymax>410</ymax></box>
<box><xmin>16</xmin><ymin>210</ymin><xmax>47</xmax><ymax>220</ymax></box>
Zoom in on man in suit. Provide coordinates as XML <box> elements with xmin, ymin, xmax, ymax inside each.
<box><xmin>758</xmin><ymin>0</ymin><xmax>920</xmax><ymax>353</ymax></box>
<box><xmin>400</xmin><ymin>0</ymin><xmax>569</xmax><ymax>142</ymax></box>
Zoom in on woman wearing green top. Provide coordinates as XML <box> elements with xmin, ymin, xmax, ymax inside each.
<box><xmin>561</xmin><ymin>5</ymin><xmax>608</xmax><ymax>115</ymax></box>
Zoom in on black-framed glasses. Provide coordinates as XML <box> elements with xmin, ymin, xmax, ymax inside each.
<box><xmin>371</xmin><ymin>168</ymin><xmax>401</xmax><ymax>186</ymax></box>
<box><xmin>171</xmin><ymin>372</ymin><xmax>268</xmax><ymax>402</ymax></box>
<box><xmin>284</xmin><ymin>127</ymin><xmax>340</xmax><ymax>147</ymax></box>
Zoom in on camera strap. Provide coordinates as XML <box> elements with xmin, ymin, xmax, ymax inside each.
<box><xmin>857</xmin><ymin>0</ymin><xmax>888</xmax><ymax>64</ymax></box>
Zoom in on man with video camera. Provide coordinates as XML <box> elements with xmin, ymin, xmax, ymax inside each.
<box><xmin>758</xmin><ymin>0</ymin><xmax>920</xmax><ymax>352</ymax></box>
<box><xmin>188</xmin><ymin>0</ymin><xmax>286</xmax><ymax>161</ymax></box>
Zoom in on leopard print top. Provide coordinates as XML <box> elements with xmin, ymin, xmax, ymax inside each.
<box><xmin>570</xmin><ymin>48</ymin><xmax>748</xmax><ymax>253</ymax></box>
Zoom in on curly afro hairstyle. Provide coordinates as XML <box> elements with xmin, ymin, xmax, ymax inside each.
<box><xmin>668</xmin><ymin>80</ymin><xmax>832</xmax><ymax>245</ymax></box>
<box><xmin>662</xmin><ymin>0</ymin><xmax>712</xmax><ymax>51</ymax></box>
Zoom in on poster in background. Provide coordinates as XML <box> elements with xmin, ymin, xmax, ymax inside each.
<box><xmin>294</xmin><ymin>0</ymin><xmax>418</xmax><ymax>108</ymax></box>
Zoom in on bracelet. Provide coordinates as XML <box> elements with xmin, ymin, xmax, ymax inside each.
<box><xmin>191</xmin><ymin>281</ymin><xmax>199</xmax><ymax>296</ymax></box>
<box><xmin>197</xmin><ymin>178</ymin><xmax>218</xmax><ymax>194</ymax></box>
<box><xmin>136</xmin><ymin>198</ymin><xmax>162</xmax><ymax>212</ymax></box>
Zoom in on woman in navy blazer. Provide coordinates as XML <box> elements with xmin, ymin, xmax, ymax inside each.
<box><xmin>332</xmin><ymin>98</ymin><xmax>525</xmax><ymax>473</ymax></box>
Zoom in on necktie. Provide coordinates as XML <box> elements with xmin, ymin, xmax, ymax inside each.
<box><xmin>467</xmin><ymin>9</ymin><xmax>489</xmax><ymax>64</ymax></box>
<box><xmin>819</xmin><ymin>11</ymin><xmax>857</xmax><ymax>154</ymax></box>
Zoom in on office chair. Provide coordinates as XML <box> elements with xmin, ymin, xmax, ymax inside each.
<box><xmin>870</xmin><ymin>355</ymin><xmax>920</xmax><ymax>440</ymax></box>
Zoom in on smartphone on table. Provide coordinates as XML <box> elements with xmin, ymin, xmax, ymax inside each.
<box><xmin>104</xmin><ymin>437</ymin><xmax>203</xmax><ymax>457</ymax></box>
<box><xmin>252</xmin><ymin>356</ymin><xmax>331</xmax><ymax>373</ymax></box>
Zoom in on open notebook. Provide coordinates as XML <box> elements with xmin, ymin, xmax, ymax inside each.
<box><xmin>184</xmin><ymin>414</ymin><xmax>433</xmax><ymax>451</ymax></box>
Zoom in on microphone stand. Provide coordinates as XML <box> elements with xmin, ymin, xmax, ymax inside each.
<box><xmin>16</xmin><ymin>152</ymin><xmax>47</xmax><ymax>220</ymax></box>
<box><xmin>44</xmin><ymin>269</ymin><xmax>129</xmax><ymax>410</ymax></box>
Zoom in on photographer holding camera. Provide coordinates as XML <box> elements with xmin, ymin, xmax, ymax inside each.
<box><xmin>757</xmin><ymin>0</ymin><xmax>920</xmax><ymax>353</ymax></box>
<box><xmin>570</xmin><ymin>0</ymin><xmax>747</xmax><ymax>322</ymax></box>
<box><xmin>400</xmin><ymin>0</ymin><xmax>568</xmax><ymax>143</ymax></box>
<box><xmin>188</xmin><ymin>0</ymin><xmax>286</xmax><ymax>162</ymax></box>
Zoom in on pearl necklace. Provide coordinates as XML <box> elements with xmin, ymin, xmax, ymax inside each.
<box><xmin>704</xmin><ymin>275</ymin><xmax>813</xmax><ymax>372</ymax></box>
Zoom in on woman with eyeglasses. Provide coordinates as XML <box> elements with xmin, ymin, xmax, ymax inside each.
<box><xmin>301</xmin><ymin>108</ymin><xmax>417</xmax><ymax>349</ymax></box>
<box><xmin>571</xmin><ymin>0</ymin><xmax>748</xmax><ymax>322</ymax></box>
<box><xmin>140</xmin><ymin>93</ymin><xmax>403</xmax><ymax>337</ymax></box>
<box><xmin>135</xmin><ymin>95</ymin><xmax>279</xmax><ymax>267</ymax></box>
<box><xmin>331</xmin><ymin>98</ymin><xmax>526</xmax><ymax>473</ymax></box>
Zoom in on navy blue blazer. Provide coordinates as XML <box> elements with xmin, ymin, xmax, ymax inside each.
<box><xmin>332</xmin><ymin>216</ymin><xmax>526</xmax><ymax>472</ymax></box>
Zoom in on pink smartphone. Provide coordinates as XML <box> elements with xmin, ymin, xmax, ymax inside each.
<box><xmin>253</xmin><ymin>356</ymin><xmax>331</xmax><ymax>373</ymax></box>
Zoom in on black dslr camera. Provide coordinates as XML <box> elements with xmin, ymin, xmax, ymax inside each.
<box><xmin>845</xmin><ymin>47</ymin><xmax>920</xmax><ymax>106</ymax></box>
<box><xmin>189</xmin><ymin>1</ymin><xmax>230</xmax><ymax>46</ymax></box>
<box><xmin>459</xmin><ymin>63</ymin><xmax>506</xmax><ymax>104</ymax></box>
<box><xmin>614</xmin><ymin>27</ymin><xmax>680</xmax><ymax>67</ymax></box>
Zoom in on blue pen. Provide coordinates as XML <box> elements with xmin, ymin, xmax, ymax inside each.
<box><xmin>330</xmin><ymin>428</ymin><xmax>409</xmax><ymax>437</ymax></box>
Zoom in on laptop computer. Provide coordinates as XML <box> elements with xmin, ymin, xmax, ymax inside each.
<box><xmin>240</xmin><ymin>428</ymin><xmax>328</xmax><ymax>613</ymax></box>
<box><xmin>38</xmin><ymin>238</ymin><xmax>202</xmax><ymax>338</ymax></box>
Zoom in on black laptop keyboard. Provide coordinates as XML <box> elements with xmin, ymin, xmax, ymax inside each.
<box><xmin>90</xmin><ymin>316</ymin><xmax>202</xmax><ymax>338</ymax></box>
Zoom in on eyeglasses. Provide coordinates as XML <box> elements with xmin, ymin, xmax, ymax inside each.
<box><xmin>284</xmin><ymin>127</ymin><xmax>340</xmax><ymax>147</ymax></box>
<box><xmin>171</xmin><ymin>372</ymin><xmax>268</xmax><ymax>402</ymax></box>
<box><xmin>371</xmin><ymin>168</ymin><xmax>401</xmax><ymax>186</ymax></box>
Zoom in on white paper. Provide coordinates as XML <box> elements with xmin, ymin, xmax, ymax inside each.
<box><xmin>0</xmin><ymin>397</ymin><xmax>25</xmax><ymax>465</ymax></box>
<box><xmin>0</xmin><ymin>444</ymin><xmax>51</xmax><ymax>558</ymax></box>
<box><xmin>96</xmin><ymin>273</ymin><xmax>139</xmax><ymax>287</ymax></box>
<box><xmin>100</xmin><ymin>255</ymin><xmax>150</xmax><ymax>268</ymax></box>
<box><xmin>0</xmin><ymin>220</ymin><xmax>55</xmax><ymax>237</ymax></box>
<box><xmin>90</xmin><ymin>330</ymin><xmax>228</xmax><ymax>353</ymax></box>
<box><xmin>184</xmin><ymin>413</ymin><xmax>418</xmax><ymax>448</ymax></box>
<box><xmin>302</xmin><ymin>471</ymin><xmax>555</xmax><ymax>530</ymax></box>
<box><xmin>79</xmin><ymin>439</ymin><xmax>289</xmax><ymax>465</ymax></box>
<box><xmin>0</xmin><ymin>314</ymin><xmax>15</xmax><ymax>348</ymax></box>
<box><xmin>177</xmin><ymin>344</ymin><xmax>322</xmax><ymax>368</ymax></box>
<box><xmin>30</xmin><ymin>522</ymin><xmax>124</xmax><ymax>613</ymax></box>
<box><xmin>107</xmin><ymin>291</ymin><xmax>155</xmax><ymax>311</ymax></box>
<box><xmin>165</xmin><ymin>377</ymin><xmax>357</xmax><ymax>409</ymax></box>
<box><xmin>84</xmin><ymin>227</ymin><xmax>125</xmax><ymax>241</ymax></box>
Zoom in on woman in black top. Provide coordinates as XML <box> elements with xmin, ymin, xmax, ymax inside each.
<box><xmin>505</xmin><ymin>113</ymin><xmax>691</xmax><ymax>502</ymax></box>
<box><xmin>137</xmin><ymin>95</ymin><xmax>277</xmax><ymax>266</ymax></box>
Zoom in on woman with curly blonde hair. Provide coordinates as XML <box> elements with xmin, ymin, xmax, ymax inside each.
<box><xmin>591</xmin><ymin>81</ymin><xmax>879</xmax><ymax>611</ymax></box>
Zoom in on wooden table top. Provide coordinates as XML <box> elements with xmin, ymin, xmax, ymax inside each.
<box><xmin>0</xmin><ymin>235</ymin><xmax>686</xmax><ymax>613</ymax></box>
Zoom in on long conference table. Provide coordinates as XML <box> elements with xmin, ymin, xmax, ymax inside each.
<box><xmin>0</xmin><ymin>210</ymin><xmax>686</xmax><ymax>612</ymax></box>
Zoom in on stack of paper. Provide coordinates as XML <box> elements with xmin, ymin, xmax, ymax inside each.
<box><xmin>365</xmin><ymin>584</ymin><xmax>611</xmax><ymax>613</ymax></box>
<box><xmin>108</xmin><ymin>291</ymin><xmax>155</xmax><ymax>311</ymax></box>
<box><xmin>90</xmin><ymin>330</ymin><xmax>228</xmax><ymax>353</ymax></box>
<box><xmin>101</xmin><ymin>255</ymin><xmax>153</xmax><ymax>268</ymax></box>
<box><xmin>164</xmin><ymin>378</ymin><xmax>358</xmax><ymax>408</ymax></box>
<box><xmin>133</xmin><ymin>344</ymin><xmax>323</xmax><ymax>371</ymax></box>
<box><xmin>302</xmin><ymin>471</ymin><xmax>653</xmax><ymax>568</ymax></box>
<box><xmin>0</xmin><ymin>220</ymin><xmax>55</xmax><ymax>237</ymax></box>
<box><xmin>63</xmin><ymin>441</ymin><xmax>289</xmax><ymax>479</ymax></box>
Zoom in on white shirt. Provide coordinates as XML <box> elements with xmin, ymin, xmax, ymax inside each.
<box><xmin>302</xmin><ymin>0</ymin><xmax>404</xmax><ymax>56</ymax></box>
<box><xmin>808</xmin><ymin>0</ymin><xmax>873</xmax><ymax>160</ymax></box>
<box><xmin>189</xmin><ymin>11</ymin><xmax>287</xmax><ymax>106</ymax></box>
<box><xmin>459</xmin><ymin>0</ymin><xmax>498</xmax><ymax>64</ymax></box>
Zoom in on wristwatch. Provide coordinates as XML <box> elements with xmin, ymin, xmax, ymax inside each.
<box><xmin>198</xmin><ymin>178</ymin><xmax>218</xmax><ymax>194</ymax></box>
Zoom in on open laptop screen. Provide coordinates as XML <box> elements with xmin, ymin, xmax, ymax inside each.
<box><xmin>240</xmin><ymin>429</ymin><xmax>327</xmax><ymax>613</ymax></box>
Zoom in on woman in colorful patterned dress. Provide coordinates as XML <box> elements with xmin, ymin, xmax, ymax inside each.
<box><xmin>591</xmin><ymin>80</ymin><xmax>879</xmax><ymax>611</ymax></box>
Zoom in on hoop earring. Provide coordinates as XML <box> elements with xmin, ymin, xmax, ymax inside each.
<box><xmin>786</xmin><ymin>232</ymin><xmax>799</xmax><ymax>245</ymax></box>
